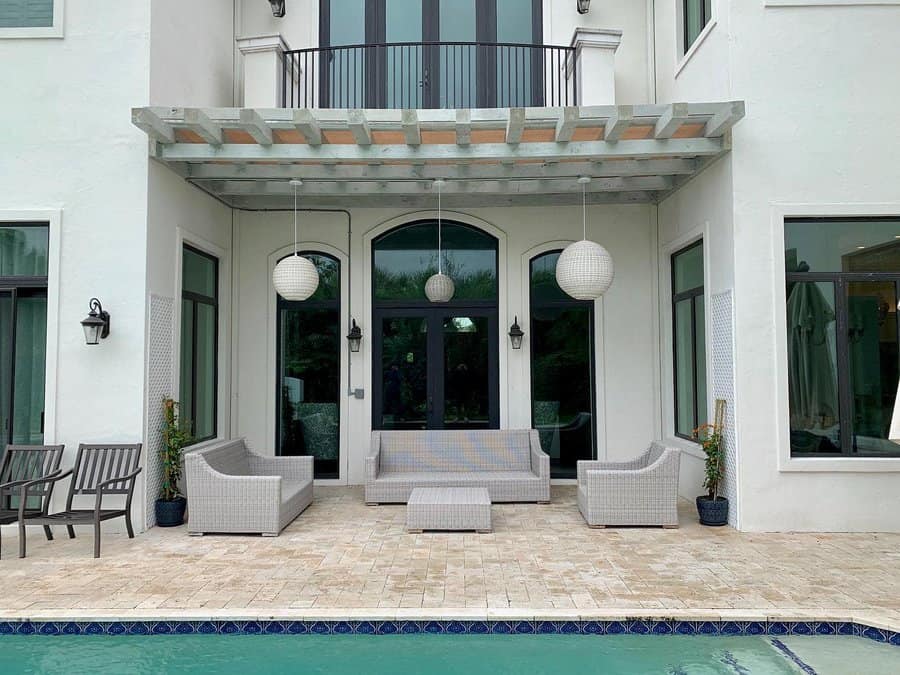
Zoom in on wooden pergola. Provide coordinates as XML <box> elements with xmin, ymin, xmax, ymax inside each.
<box><xmin>132</xmin><ymin>102</ymin><xmax>745</xmax><ymax>209</ymax></box>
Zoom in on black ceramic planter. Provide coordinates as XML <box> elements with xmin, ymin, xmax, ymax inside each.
<box><xmin>696</xmin><ymin>496</ymin><xmax>728</xmax><ymax>526</ymax></box>
<box><xmin>155</xmin><ymin>496</ymin><xmax>187</xmax><ymax>527</ymax></box>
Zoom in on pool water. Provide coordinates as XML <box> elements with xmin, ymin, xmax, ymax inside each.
<box><xmin>1</xmin><ymin>634</ymin><xmax>897</xmax><ymax>674</ymax></box>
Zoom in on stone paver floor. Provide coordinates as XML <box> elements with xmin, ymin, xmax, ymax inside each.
<box><xmin>1</xmin><ymin>487</ymin><xmax>898</xmax><ymax>626</ymax></box>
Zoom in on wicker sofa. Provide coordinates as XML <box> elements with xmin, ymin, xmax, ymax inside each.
<box><xmin>577</xmin><ymin>442</ymin><xmax>681</xmax><ymax>528</ymax></box>
<box><xmin>365</xmin><ymin>430</ymin><xmax>550</xmax><ymax>504</ymax></box>
<box><xmin>184</xmin><ymin>438</ymin><xmax>313</xmax><ymax>536</ymax></box>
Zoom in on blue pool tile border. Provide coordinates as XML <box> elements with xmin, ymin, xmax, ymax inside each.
<box><xmin>0</xmin><ymin>620</ymin><xmax>896</xmax><ymax>645</ymax></box>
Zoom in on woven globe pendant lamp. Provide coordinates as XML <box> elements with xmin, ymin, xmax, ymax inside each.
<box><xmin>425</xmin><ymin>178</ymin><xmax>455</xmax><ymax>303</ymax></box>
<box><xmin>273</xmin><ymin>179</ymin><xmax>319</xmax><ymax>301</ymax></box>
<box><xmin>556</xmin><ymin>176</ymin><xmax>614</xmax><ymax>300</ymax></box>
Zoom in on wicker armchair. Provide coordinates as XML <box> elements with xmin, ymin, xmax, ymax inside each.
<box><xmin>577</xmin><ymin>442</ymin><xmax>681</xmax><ymax>528</ymax></box>
<box><xmin>184</xmin><ymin>438</ymin><xmax>313</xmax><ymax>536</ymax></box>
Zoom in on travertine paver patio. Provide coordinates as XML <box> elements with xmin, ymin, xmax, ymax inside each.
<box><xmin>1</xmin><ymin>487</ymin><xmax>898</xmax><ymax>627</ymax></box>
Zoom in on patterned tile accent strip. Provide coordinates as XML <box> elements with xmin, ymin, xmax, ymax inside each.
<box><xmin>0</xmin><ymin>620</ymin><xmax>896</xmax><ymax>644</ymax></box>
<box><xmin>711</xmin><ymin>290</ymin><xmax>739</xmax><ymax>528</ymax></box>
<box><xmin>144</xmin><ymin>294</ymin><xmax>175</xmax><ymax>529</ymax></box>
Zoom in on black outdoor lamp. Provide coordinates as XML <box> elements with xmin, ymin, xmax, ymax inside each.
<box><xmin>81</xmin><ymin>298</ymin><xmax>110</xmax><ymax>345</ymax></box>
<box><xmin>577</xmin><ymin>0</ymin><xmax>591</xmax><ymax>14</ymax></box>
<box><xmin>268</xmin><ymin>0</ymin><xmax>286</xmax><ymax>17</ymax></box>
<box><xmin>347</xmin><ymin>318</ymin><xmax>363</xmax><ymax>353</ymax></box>
<box><xmin>508</xmin><ymin>316</ymin><xmax>524</xmax><ymax>350</ymax></box>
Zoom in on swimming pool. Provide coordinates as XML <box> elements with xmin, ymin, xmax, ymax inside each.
<box><xmin>1</xmin><ymin>631</ymin><xmax>898</xmax><ymax>674</ymax></box>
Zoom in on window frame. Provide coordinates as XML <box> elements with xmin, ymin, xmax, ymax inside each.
<box><xmin>784</xmin><ymin>216</ymin><xmax>900</xmax><ymax>459</ymax></box>
<box><xmin>0</xmin><ymin>221</ymin><xmax>49</xmax><ymax>445</ymax></box>
<box><xmin>671</xmin><ymin>239</ymin><xmax>706</xmax><ymax>441</ymax></box>
<box><xmin>180</xmin><ymin>243</ymin><xmax>219</xmax><ymax>445</ymax></box>
<box><xmin>682</xmin><ymin>0</ymin><xmax>712</xmax><ymax>55</ymax></box>
<box><xmin>0</xmin><ymin>0</ymin><xmax>64</xmax><ymax>39</ymax></box>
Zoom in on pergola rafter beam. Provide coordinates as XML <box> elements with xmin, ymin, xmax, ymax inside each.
<box><xmin>604</xmin><ymin>105</ymin><xmax>633</xmax><ymax>143</ymax></box>
<box><xmin>401</xmin><ymin>109</ymin><xmax>421</xmax><ymax>145</ymax></box>
<box><xmin>704</xmin><ymin>100</ymin><xmax>746</xmax><ymax>138</ymax></box>
<box><xmin>132</xmin><ymin>108</ymin><xmax>175</xmax><ymax>144</ymax></box>
<box><xmin>506</xmin><ymin>108</ymin><xmax>526</xmax><ymax>143</ymax></box>
<box><xmin>293</xmin><ymin>109</ymin><xmax>322</xmax><ymax>145</ymax></box>
<box><xmin>348</xmin><ymin>109</ymin><xmax>372</xmax><ymax>145</ymax></box>
<box><xmin>238</xmin><ymin>109</ymin><xmax>273</xmax><ymax>145</ymax></box>
<box><xmin>654</xmin><ymin>102</ymin><xmax>689</xmax><ymax>139</ymax></box>
<box><xmin>456</xmin><ymin>109</ymin><xmax>471</xmax><ymax>146</ymax></box>
<box><xmin>183</xmin><ymin>108</ymin><xmax>223</xmax><ymax>146</ymax></box>
<box><xmin>555</xmin><ymin>106</ymin><xmax>579</xmax><ymax>142</ymax></box>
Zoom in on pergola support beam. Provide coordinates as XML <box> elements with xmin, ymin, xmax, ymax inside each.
<box><xmin>238</xmin><ymin>109</ymin><xmax>273</xmax><ymax>145</ymax></box>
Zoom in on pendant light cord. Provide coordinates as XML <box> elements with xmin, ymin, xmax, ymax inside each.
<box><xmin>437</xmin><ymin>180</ymin><xmax>443</xmax><ymax>274</ymax></box>
<box><xmin>293</xmin><ymin>182</ymin><xmax>298</xmax><ymax>256</ymax></box>
<box><xmin>582</xmin><ymin>180</ymin><xmax>587</xmax><ymax>241</ymax></box>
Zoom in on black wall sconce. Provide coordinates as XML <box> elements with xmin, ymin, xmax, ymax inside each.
<box><xmin>81</xmin><ymin>298</ymin><xmax>110</xmax><ymax>345</ymax></box>
<box><xmin>508</xmin><ymin>316</ymin><xmax>524</xmax><ymax>350</ymax></box>
<box><xmin>268</xmin><ymin>0</ymin><xmax>286</xmax><ymax>18</ymax></box>
<box><xmin>577</xmin><ymin>0</ymin><xmax>591</xmax><ymax>14</ymax></box>
<box><xmin>347</xmin><ymin>318</ymin><xmax>363</xmax><ymax>353</ymax></box>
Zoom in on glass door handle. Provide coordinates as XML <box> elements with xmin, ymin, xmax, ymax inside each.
<box><xmin>427</xmin><ymin>396</ymin><xmax>434</xmax><ymax>412</ymax></box>
<box><xmin>419</xmin><ymin>68</ymin><xmax>429</xmax><ymax>88</ymax></box>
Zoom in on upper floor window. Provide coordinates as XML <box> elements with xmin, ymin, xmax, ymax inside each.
<box><xmin>0</xmin><ymin>0</ymin><xmax>63</xmax><ymax>38</ymax></box>
<box><xmin>307</xmin><ymin>0</ymin><xmax>566</xmax><ymax>109</ymax></box>
<box><xmin>785</xmin><ymin>217</ymin><xmax>900</xmax><ymax>457</ymax></box>
<box><xmin>672</xmin><ymin>240</ymin><xmax>707</xmax><ymax>439</ymax></box>
<box><xmin>180</xmin><ymin>245</ymin><xmax>218</xmax><ymax>444</ymax></box>
<box><xmin>683</xmin><ymin>0</ymin><xmax>711</xmax><ymax>53</ymax></box>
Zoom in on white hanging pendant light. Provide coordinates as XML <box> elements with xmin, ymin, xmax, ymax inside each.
<box><xmin>556</xmin><ymin>176</ymin><xmax>614</xmax><ymax>300</ymax></box>
<box><xmin>273</xmin><ymin>179</ymin><xmax>319</xmax><ymax>301</ymax></box>
<box><xmin>425</xmin><ymin>178</ymin><xmax>455</xmax><ymax>303</ymax></box>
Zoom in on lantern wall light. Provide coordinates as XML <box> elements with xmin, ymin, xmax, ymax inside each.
<box><xmin>268</xmin><ymin>0</ymin><xmax>286</xmax><ymax>18</ymax></box>
<box><xmin>81</xmin><ymin>298</ymin><xmax>110</xmax><ymax>345</ymax></box>
<box><xmin>347</xmin><ymin>318</ymin><xmax>363</xmax><ymax>353</ymax></box>
<box><xmin>577</xmin><ymin>0</ymin><xmax>591</xmax><ymax>14</ymax></box>
<box><xmin>508</xmin><ymin>316</ymin><xmax>524</xmax><ymax>350</ymax></box>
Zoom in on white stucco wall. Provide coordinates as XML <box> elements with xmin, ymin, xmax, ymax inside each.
<box><xmin>233</xmin><ymin>205</ymin><xmax>659</xmax><ymax>486</ymax></box>
<box><xmin>0</xmin><ymin>1</ymin><xmax>153</xmax><ymax>526</ymax></box>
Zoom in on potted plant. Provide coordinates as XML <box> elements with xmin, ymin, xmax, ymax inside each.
<box><xmin>694</xmin><ymin>399</ymin><xmax>728</xmax><ymax>526</ymax></box>
<box><xmin>155</xmin><ymin>398</ymin><xmax>192</xmax><ymax>527</ymax></box>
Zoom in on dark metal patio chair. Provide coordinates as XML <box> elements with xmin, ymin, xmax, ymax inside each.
<box><xmin>0</xmin><ymin>445</ymin><xmax>65</xmax><ymax>559</ymax></box>
<box><xmin>20</xmin><ymin>443</ymin><xmax>142</xmax><ymax>559</ymax></box>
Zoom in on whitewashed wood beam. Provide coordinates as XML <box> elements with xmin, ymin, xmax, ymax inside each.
<box><xmin>401</xmin><ymin>109</ymin><xmax>421</xmax><ymax>145</ymax></box>
<box><xmin>292</xmin><ymin>109</ymin><xmax>322</xmax><ymax>145</ymax></box>
<box><xmin>555</xmin><ymin>107</ymin><xmax>579</xmax><ymax>142</ymax></box>
<box><xmin>704</xmin><ymin>100</ymin><xmax>746</xmax><ymax>138</ymax></box>
<box><xmin>132</xmin><ymin>108</ymin><xmax>175</xmax><ymax>144</ymax></box>
<box><xmin>456</xmin><ymin>109</ymin><xmax>471</xmax><ymax>146</ymax></box>
<box><xmin>506</xmin><ymin>108</ymin><xmax>526</xmax><ymax>144</ymax></box>
<box><xmin>185</xmin><ymin>157</ymin><xmax>697</xmax><ymax>182</ymax></box>
<box><xmin>157</xmin><ymin>137</ymin><xmax>724</xmax><ymax>163</ymax></box>
<box><xmin>238</xmin><ymin>109</ymin><xmax>273</xmax><ymax>146</ymax></box>
<box><xmin>604</xmin><ymin>105</ymin><xmax>633</xmax><ymax>143</ymax></box>
<box><xmin>654</xmin><ymin>102</ymin><xmax>689</xmax><ymax>139</ymax></box>
<box><xmin>183</xmin><ymin>109</ymin><xmax>223</xmax><ymax>146</ymax></box>
<box><xmin>348</xmin><ymin>109</ymin><xmax>372</xmax><ymax>145</ymax></box>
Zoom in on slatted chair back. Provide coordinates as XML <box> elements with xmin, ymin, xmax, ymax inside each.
<box><xmin>65</xmin><ymin>444</ymin><xmax>142</xmax><ymax>504</ymax></box>
<box><xmin>0</xmin><ymin>445</ymin><xmax>65</xmax><ymax>505</ymax></box>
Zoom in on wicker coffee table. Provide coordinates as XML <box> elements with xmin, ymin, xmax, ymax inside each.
<box><xmin>406</xmin><ymin>487</ymin><xmax>492</xmax><ymax>533</ymax></box>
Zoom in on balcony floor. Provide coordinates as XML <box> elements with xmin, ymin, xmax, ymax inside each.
<box><xmin>0</xmin><ymin>487</ymin><xmax>898</xmax><ymax>629</ymax></box>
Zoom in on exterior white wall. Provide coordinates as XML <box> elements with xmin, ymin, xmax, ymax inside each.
<box><xmin>233</xmin><ymin>205</ymin><xmax>659</xmax><ymax>486</ymax></box>
<box><xmin>0</xmin><ymin>1</ymin><xmax>153</xmax><ymax>525</ymax></box>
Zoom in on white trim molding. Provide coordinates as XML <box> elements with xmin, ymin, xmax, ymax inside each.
<box><xmin>0</xmin><ymin>0</ymin><xmax>64</xmax><ymax>39</ymax></box>
<box><xmin>770</xmin><ymin>202</ymin><xmax>900</xmax><ymax>473</ymax></box>
<box><xmin>766</xmin><ymin>1</ymin><xmax>900</xmax><ymax>6</ymax></box>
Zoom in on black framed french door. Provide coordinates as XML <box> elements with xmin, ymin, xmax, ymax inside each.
<box><xmin>373</xmin><ymin>307</ymin><xmax>499</xmax><ymax>430</ymax></box>
<box><xmin>320</xmin><ymin>0</ymin><xmax>543</xmax><ymax>108</ymax></box>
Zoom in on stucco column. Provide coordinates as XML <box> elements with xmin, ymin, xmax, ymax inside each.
<box><xmin>569</xmin><ymin>28</ymin><xmax>622</xmax><ymax>106</ymax></box>
<box><xmin>236</xmin><ymin>34</ymin><xmax>292</xmax><ymax>108</ymax></box>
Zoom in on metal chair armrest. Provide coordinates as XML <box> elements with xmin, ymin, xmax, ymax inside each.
<box><xmin>16</xmin><ymin>469</ymin><xmax>66</xmax><ymax>519</ymax></box>
<box><xmin>95</xmin><ymin>468</ymin><xmax>143</xmax><ymax>513</ymax></box>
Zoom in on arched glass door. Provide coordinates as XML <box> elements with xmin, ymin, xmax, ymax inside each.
<box><xmin>530</xmin><ymin>250</ymin><xmax>596</xmax><ymax>478</ymax></box>
<box><xmin>276</xmin><ymin>253</ymin><xmax>341</xmax><ymax>479</ymax></box>
<box><xmin>372</xmin><ymin>220</ymin><xmax>499</xmax><ymax>430</ymax></box>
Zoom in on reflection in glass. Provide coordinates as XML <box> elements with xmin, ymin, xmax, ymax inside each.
<box><xmin>439</xmin><ymin>0</ymin><xmax>476</xmax><ymax>108</ymax></box>
<box><xmin>674</xmin><ymin>299</ymin><xmax>695</xmax><ymax>437</ymax></box>
<box><xmin>786</xmin><ymin>281</ymin><xmax>841</xmax><ymax>454</ymax></box>
<box><xmin>326</xmin><ymin>0</ymin><xmax>366</xmax><ymax>107</ymax></box>
<box><xmin>194</xmin><ymin>304</ymin><xmax>216</xmax><ymax>441</ymax></box>
<box><xmin>443</xmin><ymin>316</ymin><xmax>489</xmax><ymax>428</ymax></box>
<box><xmin>785</xmin><ymin>218</ymin><xmax>900</xmax><ymax>274</ymax></box>
<box><xmin>380</xmin><ymin>317</ymin><xmax>428</xmax><ymax>429</ymax></box>
<box><xmin>12</xmin><ymin>293</ymin><xmax>47</xmax><ymax>444</ymax></box>
<box><xmin>386</xmin><ymin>0</ymin><xmax>423</xmax><ymax>108</ymax></box>
<box><xmin>0</xmin><ymin>225</ymin><xmax>49</xmax><ymax>277</ymax></box>
<box><xmin>847</xmin><ymin>281</ymin><xmax>899</xmax><ymax>454</ymax></box>
<box><xmin>373</xmin><ymin>221</ymin><xmax>497</xmax><ymax>302</ymax></box>
<box><xmin>0</xmin><ymin>293</ymin><xmax>11</xmax><ymax>444</ymax></box>
<box><xmin>530</xmin><ymin>251</ymin><xmax>594</xmax><ymax>478</ymax></box>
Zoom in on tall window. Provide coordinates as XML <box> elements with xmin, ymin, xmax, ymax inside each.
<box><xmin>530</xmin><ymin>250</ymin><xmax>596</xmax><ymax>479</ymax></box>
<box><xmin>180</xmin><ymin>245</ymin><xmax>218</xmax><ymax>444</ymax></box>
<box><xmin>0</xmin><ymin>0</ymin><xmax>53</xmax><ymax>28</ymax></box>
<box><xmin>0</xmin><ymin>223</ymin><xmax>49</xmax><ymax>446</ymax></box>
<box><xmin>277</xmin><ymin>253</ymin><xmax>341</xmax><ymax>479</ymax></box>
<box><xmin>785</xmin><ymin>217</ymin><xmax>900</xmax><ymax>457</ymax></box>
<box><xmin>672</xmin><ymin>241</ymin><xmax>707</xmax><ymax>439</ymax></box>
<box><xmin>683</xmin><ymin>0</ymin><xmax>712</xmax><ymax>53</ymax></box>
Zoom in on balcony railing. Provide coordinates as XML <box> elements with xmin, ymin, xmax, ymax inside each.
<box><xmin>282</xmin><ymin>42</ymin><xmax>577</xmax><ymax>109</ymax></box>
